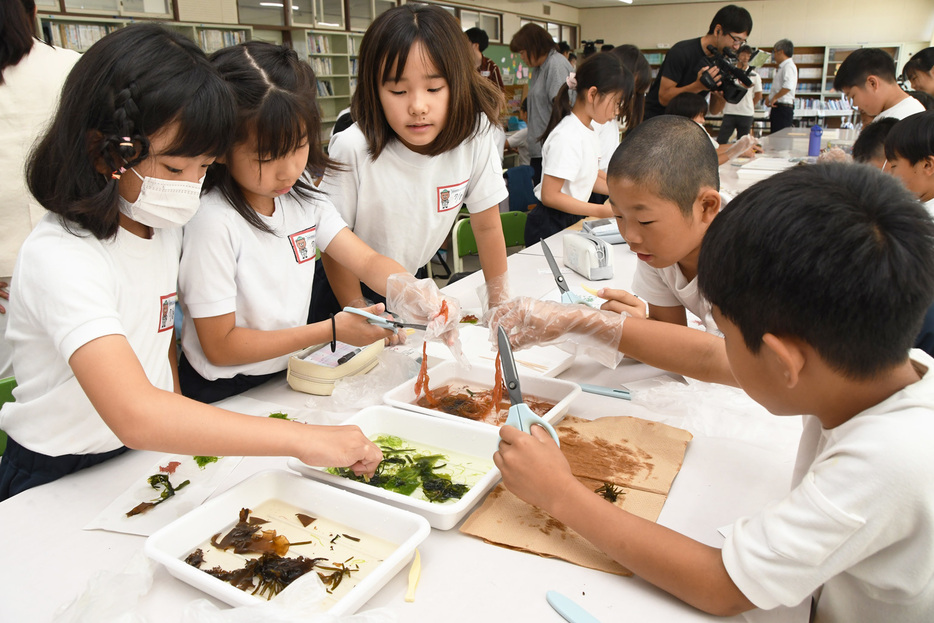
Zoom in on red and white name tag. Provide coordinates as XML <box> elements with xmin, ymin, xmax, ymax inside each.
<box><xmin>289</xmin><ymin>227</ymin><xmax>317</xmax><ymax>264</ymax></box>
<box><xmin>436</xmin><ymin>180</ymin><xmax>468</xmax><ymax>213</ymax></box>
<box><xmin>158</xmin><ymin>293</ymin><xmax>177</xmax><ymax>333</ymax></box>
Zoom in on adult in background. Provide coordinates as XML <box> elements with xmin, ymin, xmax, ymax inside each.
<box><xmin>509</xmin><ymin>23</ymin><xmax>573</xmax><ymax>185</ymax></box>
<box><xmin>465</xmin><ymin>27</ymin><xmax>505</xmax><ymax>93</ymax></box>
<box><xmin>717</xmin><ymin>44</ymin><xmax>762</xmax><ymax>144</ymax></box>
<box><xmin>767</xmin><ymin>39</ymin><xmax>797</xmax><ymax>133</ymax></box>
<box><xmin>643</xmin><ymin>4</ymin><xmax>753</xmax><ymax>120</ymax></box>
<box><xmin>0</xmin><ymin>0</ymin><xmax>79</xmax><ymax>378</ymax></box>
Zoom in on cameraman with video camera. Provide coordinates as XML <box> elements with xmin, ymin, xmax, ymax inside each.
<box><xmin>643</xmin><ymin>4</ymin><xmax>753</xmax><ymax>120</ymax></box>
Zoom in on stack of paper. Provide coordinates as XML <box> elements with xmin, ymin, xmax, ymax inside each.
<box><xmin>735</xmin><ymin>157</ymin><xmax>798</xmax><ymax>181</ymax></box>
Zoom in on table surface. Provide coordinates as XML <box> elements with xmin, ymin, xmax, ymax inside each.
<box><xmin>0</xmin><ymin>152</ymin><xmax>816</xmax><ymax>622</ymax></box>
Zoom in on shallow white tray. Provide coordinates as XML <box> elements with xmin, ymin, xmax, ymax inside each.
<box><xmin>425</xmin><ymin>324</ymin><xmax>575</xmax><ymax>377</ymax></box>
<box><xmin>383</xmin><ymin>360</ymin><xmax>580</xmax><ymax>430</ymax></box>
<box><xmin>144</xmin><ymin>470</ymin><xmax>430</xmax><ymax>614</ymax></box>
<box><xmin>289</xmin><ymin>405</ymin><xmax>501</xmax><ymax>530</ymax></box>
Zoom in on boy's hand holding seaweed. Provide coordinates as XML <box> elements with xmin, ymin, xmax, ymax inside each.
<box><xmin>386</xmin><ymin>273</ymin><xmax>465</xmax><ymax>360</ymax></box>
<box><xmin>488</xmin><ymin>296</ymin><xmax>626</xmax><ymax>368</ymax></box>
<box><xmin>308</xmin><ymin>425</ymin><xmax>383</xmax><ymax>478</ymax></box>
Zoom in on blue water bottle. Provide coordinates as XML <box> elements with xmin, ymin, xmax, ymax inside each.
<box><xmin>808</xmin><ymin>125</ymin><xmax>823</xmax><ymax>157</ymax></box>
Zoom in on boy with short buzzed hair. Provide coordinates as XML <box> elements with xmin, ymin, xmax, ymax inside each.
<box><xmin>494</xmin><ymin>163</ymin><xmax>934</xmax><ymax>621</ymax></box>
<box><xmin>834</xmin><ymin>47</ymin><xmax>925</xmax><ymax>121</ymax></box>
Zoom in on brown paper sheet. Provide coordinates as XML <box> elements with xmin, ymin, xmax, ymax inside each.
<box><xmin>460</xmin><ymin>415</ymin><xmax>693</xmax><ymax>575</ymax></box>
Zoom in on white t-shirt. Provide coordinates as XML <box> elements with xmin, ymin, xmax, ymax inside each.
<box><xmin>722</xmin><ymin>71</ymin><xmax>763</xmax><ymax>117</ymax></box>
<box><xmin>723</xmin><ymin>350</ymin><xmax>934</xmax><ymax>622</ymax></box>
<box><xmin>0</xmin><ymin>213</ymin><xmax>179</xmax><ymax>455</ymax></box>
<box><xmin>592</xmin><ymin>118</ymin><xmax>621</xmax><ymax>173</ymax></box>
<box><xmin>630</xmin><ymin>260</ymin><xmax>720</xmax><ymax>334</ymax></box>
<box><xmin>924</xmin><ymin>197</ymin><xmax>934</xmax><ymax>221</ymax></box>
<box><xmin>772</xmin><ymin>58</ymin><xmax>797</xmax><ymax>105</ymax></box>
<box><xmin>875</xmin><ymin>95</ymin><xmax>926</xmax><ymax>121</ymax></box>
<box><xmin>321</xmin><ymin>117</ymin><xmax>508</xmax><ymax>272</ymax></box>
<box><xmin>534</xmin><ymin>113</ymin><xmax>600</xmax><ymax>203</ymax></box>
<box><xmin>179</xmin><ymin>184</ymin><xmax>347</xmax><ymax>380</ymax></box>
<box><xmin>506</xmin><ymin>128</ymin><xmax>531</xmax><ymax>166</ymax></box>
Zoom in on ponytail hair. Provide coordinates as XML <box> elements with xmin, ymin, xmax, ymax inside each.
<box><xmin>27</xmin><ymin>23</ymin><xmax>235</xmax><ymax>240</ymax></box>
<box><xmin>610</xmin><ymin>44</ymin><xmax>651</xmax><ymax>131</ymax></box>
<box><xmin>541</xmin><ymin>52</ymin><xmax>632</xmax><ymax>144</ymax></box>
<box><xmin>0</xmin><ymin>0</ymin><xmax>37</xmax><ymax>84</ymax></box>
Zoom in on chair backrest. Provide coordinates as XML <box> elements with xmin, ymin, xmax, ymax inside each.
<box><xmin>500</xmin><ymin>210</ymin><xmax>527</xmax><ymax>248</ymax></box>
<box><xmin>0</xmin><ymin>376</ymin><xmax>15</xmax><ymax>456</ymax></box>
<box><xmin>504</xmin><ymin>165</ymin><xmax>538</xmax><ymax>213</ymax></box>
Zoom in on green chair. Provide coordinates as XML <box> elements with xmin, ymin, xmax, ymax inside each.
<box><xmin>0</xmin><ymin>376</ymin><xmax>15</xmax><ymax>456</ymax></box>
<box><xmin>451</xmin><ymin>211</ymin><xmax>527</xmax><ymax>274</ymax></box>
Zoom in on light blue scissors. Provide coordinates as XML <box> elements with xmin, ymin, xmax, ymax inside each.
<box><xmin>497</xmin><ymin>326</ymin><xmax>560</xmax><ymax>445</ymax></box>
<box><xmin>541</xmin><ymin>240</ymin><xmax>584</xmax><ymax>305</ymax></box>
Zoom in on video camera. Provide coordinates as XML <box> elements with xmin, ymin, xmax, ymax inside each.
<box><xmin>581</xmin><ymin>39</ymin><xmax>604</xmax><ymax>57</ymax></box>
<box><xmin>700</xmin><ymin>45</ymin><xmax>754</xmax><ymax>104</ymax></box>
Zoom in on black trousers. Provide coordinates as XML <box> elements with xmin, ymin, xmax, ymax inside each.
<box><xmin>770</xmin><ymin>105</ymin><xmax>794</xmax><ymax>133</ymax></box>
<box><xmin>717</xmin><ymin>114</ymin><xmax>754</xmax><ymax>144</ymax></box>
<box><xmin>178</xmin><ymin>352</ymin><xmax>280</xmax><ymax>404</ymax></box>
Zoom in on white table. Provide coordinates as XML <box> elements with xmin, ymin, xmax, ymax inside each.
<box><xmin>0</xmin><ymin>239</ymin><xmax>810</xmax><ymax>623</ymax></box>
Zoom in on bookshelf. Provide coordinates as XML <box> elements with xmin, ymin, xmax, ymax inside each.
<box><xmin>293</xmin><ymin>30</ymin><xmax>365</xmax><ymax>142</ymax></box>
<box><xmin>166</xmin><ymin>24</ymin><xmax>253</xmax><ymax>55</ymax></box>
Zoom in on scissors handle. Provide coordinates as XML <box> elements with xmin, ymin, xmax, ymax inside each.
<box><xmin>560</xmin><ymin>291</ymin><xmax>584</xmax><ymax>305</ymax></box>
<box><xmin>341</xmin><ymin>306</ymin><xmax>397</xmax><ymax>330</ymax></box>
<box><xmin>505</xmin><ymin>403</ymin><xmax>560</xmax><ymax>446</ymax></box>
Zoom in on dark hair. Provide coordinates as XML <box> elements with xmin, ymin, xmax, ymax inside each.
<box><xmin>26</xmin><ymin>24</ymin><xmax>235</xmax><ymax>240</ymax></box>
<box><xmin>909</xmin><ymin>90</ymin><xmax>934</xmax><ymax>111</ymax></box>
<box><xmin>665</xmin><ymin>92</ymin><xmax>708</xmax><ymax>119</ymax></box>
<box><xmin>884</xmin><ymin>110</ymin><xmax>934</xmax><ymax>165</ymax></box>
<box><xmin>903</xmin><ymin>47</ymin><xmax>934</xmax><ymax>83</ymax></box>
<box><xmin>0</xmin><ymin>0</ymin><xmax>37</xmax><ymax>84</ymax></box>
<box><xmin>353</xmin><ymin>4</ymin><xmax>502</xmax><ymax>159</ymax></box>
<box><xmin>332</xmin><ymin>110</ymin><xmax>355</xmax><ymax>135</ymax></box>
<box><xmin>465</xmin><ymin>27</ymin><xmax>489</xmax><ymax>52</ymax></box>
<box><xmin>833</xmin><ymin>48</ymin><xmax>898</xmax><ymax>90</ymax></box>
<box><xmin>852</xmin><ymin>117</ymin><xmax>898</xmax><ymax>164</ymax></box>
<box><xmin>737</xmin><ymin>44</ymin><xmax>754</xmax><ymax>57</ymax></box>
<box><xmin>520</xmin><ymin>97</ymin><xmax>527</xmax><ymax>113</ymax></box>
<box><xmin>206</xmin><ymin>42</ymin><xmax>334</xmax><ymax>234</ymax></box>
<box><xmin>568</xmin><ymin>52</ymin><xmax>578</xmax><ymax>63</ymax></box>
<box><xmin>707</xmin><ymin>5</ymin><xmax>753</xmax><ymax>36</ymax></box>
<box><xmin>541</xmin><ymin>52</ymin><xmax>632</xmax><ymax>143</ymax></box>
<box><xmin>558</xmin><ymin>41</ymin><xmax>572</xmax><ymax>55</ymax></box>
<box><xmin>601</xmin><ymin>44</ymin><xmax>615</xmax><ymax>52</ymax></box>
<box><xmin>698</xmin><ymin>163</ymin><xmax>934</xmax><ymax>379</ymax></box>
<box><xmin>509</xmin><ymin>23</ymin><xmax>557</xmax><ymax>62</ymax></box>
<box><xmin>607</xmin><ymin>115</ymin><xmax>719</xmax><ymax>215</ymax></box>
<box><xmin>773</xmin><ymin>39</ymin><xmax>794</xmax><ymax>58</ymax></box>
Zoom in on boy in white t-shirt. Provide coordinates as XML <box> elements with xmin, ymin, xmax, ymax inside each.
<box><xmin>494</xmin><ymin>162</ymin><xmax>934</xmax><ymax>622</ymax></box>
<box><xmin>833</xmin><ymin>47</ymin><xmax>925</xmax><ymax>122</ymax></box>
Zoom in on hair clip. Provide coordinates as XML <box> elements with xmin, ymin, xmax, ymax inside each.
<box><xmin>111</xmin><ymin>166</ymin><xmax>126</xmax><ymax>180</ymax></box>
<box><xmin>565</xmin><ymin>72</ymin><xmax>578</xmax><ymax>90</ymax></box>
<box><xmin>119</xmin><ymin>136</ymin><xmax>133</xmax><ymax>148</ymax></box>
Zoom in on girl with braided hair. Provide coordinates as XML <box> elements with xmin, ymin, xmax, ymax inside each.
<box><xmin>0</xmin><ymin>25</ymin><xmax>382</xmax><ymax>500</ymax></box>
<box><xmin>177</xmin><ymin>41</ymin><xmax>458</xmax><ymax>403</ymax></box>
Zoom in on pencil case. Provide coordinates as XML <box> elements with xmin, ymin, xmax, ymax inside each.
<box><xmin>287</xmin><ymin>339</ymin><xmax>384</xmax><ymax>396</ymax></box>
<box><xmin>563</xmin><ymin>232</ymin><xmax>614</xmax><ymax>281</ymax></box>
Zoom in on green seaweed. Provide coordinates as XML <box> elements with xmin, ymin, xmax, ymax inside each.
<box><xmin>267</xmin><ymin>412</ymin><xmax>292</xmax><ymax>420</ymax></box>
<box><xmin>194</xmin><ymin>455</ymin><xmax>220</xmax><ymax>469</ymax></box>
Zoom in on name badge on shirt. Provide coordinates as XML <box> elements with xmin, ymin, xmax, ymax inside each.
<box><xmin>158</xmin><ymin>293</ymin><xmax>177</xmax><ymax>333</ymax></box>
<box><xmin>437</xmin><ymin>180</ymin><xmax>469</xmax><ymax>213</ymax></box>
<box><xmin>481</xmin><ymin>70</ymin><xmax>491</xmax><ymax>77</ymax></box>
<box><xmin>289</xmin><ymin>227</ymin><xmax>317</xmax><ymax>264</ymax></box>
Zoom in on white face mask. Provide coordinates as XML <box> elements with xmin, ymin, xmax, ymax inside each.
<box><xmin>118</xmin><ymin>167</ymin><xmax>204</xmax><ymax>229</ymax></box>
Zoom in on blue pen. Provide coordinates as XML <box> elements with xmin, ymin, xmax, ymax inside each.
<box><xmin>579</xmin><ymin>383</ymin><xmax>632</xmax><ymax>401</ymax></box>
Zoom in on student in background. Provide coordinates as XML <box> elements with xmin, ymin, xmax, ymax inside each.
<box><xmin>666</xmin><ymin>92</ymin><xmax>757</xmax><ymax>165</ymax></box>
<box><xmin>494</xmin><ymin>163</ymin><xmax>934</xmax><ymax>622</ymax></box>
<box><xmin>716</xmin><ymin>44</ymin><xmax>762</xmax><ymax>144</ymax></box>
<box><xmin>465</xmin><ymin>27</ymin><xmax>505</xmax><ymax>93</ymax></box>
<box><xmin>178</xmin><ymin>42</ymin><xmax>457</xmax><ymax>404</ymax></box>
<box><xmin>525</xmin><ymin>52</ymin><xmax>632</xmax><ymax>246</ymax></box>
<box><xmin>851</xmin><ymin>117</ymin><xmax>898</xmax><ymax>168</ymax></box>
<box><xmin>568</xmin><ymin>53</ymin><xmax>578</xmax><ymax>70</ymax></box>
<box><xmin>0</xmin><ymin>25</ymin><xmax>382</xmax><ymax>501</ymax></box>
<box><xmin>0</xmin><ymin>0</ymin><xmax>80</xmax><ymax>378</ymax></box>
<box><xmin>903</xmin><ymin>47</ymin><xmax>934</xmax><ymax>97</ymax></box>
<box><xmin>558</xmin><ymin>41</ymin><xmax>572</xmax><ymax>60</ymax></box>
<box><xmin>491</xmin><ymin>116</ymin><xmax>735</xmax><ymax>379</ymax></box>
<box><xmin>766</xmin><ymin>39</ymin><xmax>797</xmax><ymax>133</ymax></box>
<box><xmin>509</xmin><ymin>23</ymin><xmax>573</xmax><ymax>185</ymax></box>
<box><xmin>834</xmin><ymin>48</ymin><xmax>925</xmax><ymax>122</ymax></box>
<box><xmin>504</xmin><ymin>98</ymin><xmax>530</xmax><ymax>166</ymax></box>
<box><xmin>313</xmin><ymin>4</ymin><xmax>509</xmax><ymax>324</ymax></box>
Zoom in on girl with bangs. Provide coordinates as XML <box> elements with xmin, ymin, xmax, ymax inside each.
<box><xmin>178</xmin><ymin>41</ymin><xmax>457</xmax><ymax>403</ymax></box>
<box><xmin>0</xmin><ymin>26</ymin><xmax>383</xmax><ymax>500</ymax></box>
<box><xmin>311</xmin><ymin>3</ymin><xmax>511</xmax><ymax>323</ymax></box>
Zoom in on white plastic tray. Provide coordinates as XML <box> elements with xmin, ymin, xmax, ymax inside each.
<box><xmin>288</xmin><ymin>405</ymin><xmax>502</xmax><ymax>530</ymax></box>
<box><xmin>144</xmin><ymin>470</ymin><xmax>430</xmax><ymax>614</ymax></box>
<box><xmin>383</xmin><ymin>360</ymin><xmax>580</xmax><ymax>430</ymax></box>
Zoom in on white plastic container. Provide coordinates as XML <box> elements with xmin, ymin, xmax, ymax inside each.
<box><xmin>289</xmin><ymin>405</ymin><xmax>502</xmax><ymax>530</ymax></box>
<box><xmin>383</xmin><ymin>360</ymin><xmax>581</xmax><ymax>430</ymax></box>
<box><xmin>144</xmin><ymin>470</ymin><xmax>429</xmax><ymax>614</ymax></box>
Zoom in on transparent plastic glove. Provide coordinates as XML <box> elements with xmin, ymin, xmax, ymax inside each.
<box><xmin>723</xmin><ymin>134</ymin><xmax>758</xmax><ymax>161</ymax></box>
<box><xmin>385</xmin><ymin>273</ymin><xmax>465</xmax><ymax>364</ymax></box>
<box><xmin>488</xmin><ymin>296</ymin><xmax>626</xmax><ymax>369</ymax></box>
<box><xmin>478</xmin><ymin>272</ymin><xmax>511</xmax><ymax>323</ymax></box>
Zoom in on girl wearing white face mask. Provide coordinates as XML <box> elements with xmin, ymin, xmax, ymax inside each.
<box><xmin>0</xmin><ymin>25</ymin><xmax>383</xmax><ymax>500</ymax></box>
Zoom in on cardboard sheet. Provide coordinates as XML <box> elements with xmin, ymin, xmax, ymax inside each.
<box><xmin>460</xmin><ymin>415</ymin><xmax>692</xmax><ymax>575</ymax></box>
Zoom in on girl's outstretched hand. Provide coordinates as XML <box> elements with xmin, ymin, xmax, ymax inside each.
<box><xmin>334</xmin><ymin>302</ymin><xmax>397</xmax><ymax>346</ymax></box>
<box><xmin>300</xmin><ymin>424</ymin><xmax>383</xmax><ymax>478</ymax></box>
<box><xmin>385</xmin><ymin>273</ymin><xmax>465</xmax><ymax>361</ymax></box>
<box><xmin>493</xmin><ymin>424</ymin><xmax>576</xmax><ymax>514</ymax></box>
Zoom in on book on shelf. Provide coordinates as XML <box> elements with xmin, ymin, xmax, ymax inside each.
<box><xmin>198</xmin><ymin>29</ymin><xmax>246</xmax><ymax>54</ymax></box>
<box><xmin>309</xmin><ymin>34</ymin><xmax>330</xmax><ymax>54</ymax></box>
<box><xmin>311</xmin><ymin>57</ymin><xmax>333</xmax><ymax>75</ymax></box>
<box><xmin>48</xmin><ymin>22</ymin><xmax>114</xmax><ymax>51</ymax></box>
<box><xmin>316</xmin><ymin>79</ymin><xmax>334</xmax><ymax>97</ymax></box>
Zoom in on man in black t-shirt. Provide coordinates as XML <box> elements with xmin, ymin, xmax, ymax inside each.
<box><xmin>644</xmin><ymin>5</ymin><xmax>753</xmax><ymax>120</ymax></box>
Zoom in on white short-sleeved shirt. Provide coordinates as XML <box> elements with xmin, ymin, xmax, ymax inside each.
<box><xmin>179</xmin><ymin>184</ymin><xmax>347</xmax><ymax>380</ymax></box>
<box><xmin>630</xmin><ymin>260</ymin><xmax>719</xmax><ymax>334</ymax></box>
<box><xmin>924</xmin><ymin>197</ymin><xmax>934</xmax><ymax>221</ymax></box>
<box><xmin>772</xmin><ymin>58</ymin><xmax>797</xmax><ymax>105</ymax></box>
<box><xmin>321</xmin><ymin>117</ymin><xmax>508</xmax><ymax>273</ymax></box>
<box><xmin>722</xmin><ymin>71</ymin><xmax>763</xmax><ymax>118</ymax></box>
<box><xmin>0</xmin><ymin>213</ymin><xmax>180</xmax><ymax>455</ymax></box>
<box><xmin>534</xmin><ymin>114</ymin><xmax>600</xmax><ymax>203</ymax></box>
<box><xmin>723</xmin><ymin>350</ymin><xmax>934</xmax><ymax>622</ymax></box>
<box><xmin>592</xmin><ymin>118</ymin><xmax>621</xmax><ymax>172</ymax></box>
<box><xmin>506</xmin><ymin>128</ymin><xmax>531</xmax><ymax>167</ymax></box>
<box><xmin>874</xmin><ymin>96</ymin><xmax>926</xmax><ymax>121</ymax></box>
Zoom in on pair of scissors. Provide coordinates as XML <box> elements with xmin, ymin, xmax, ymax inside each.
<box><xmin>541</xmin><ymin>240</ymin><xmax>584</xmax><ymax>305</ymax></box>
<box><xmin>342</xmin><ymin>307</ymin><xmax>428</xmax><ymax>331</ymax></box>
<box><xmin>497</xmin><ymin>326</ymin><xmax>560</xmax><ymax>445</ymax></box>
